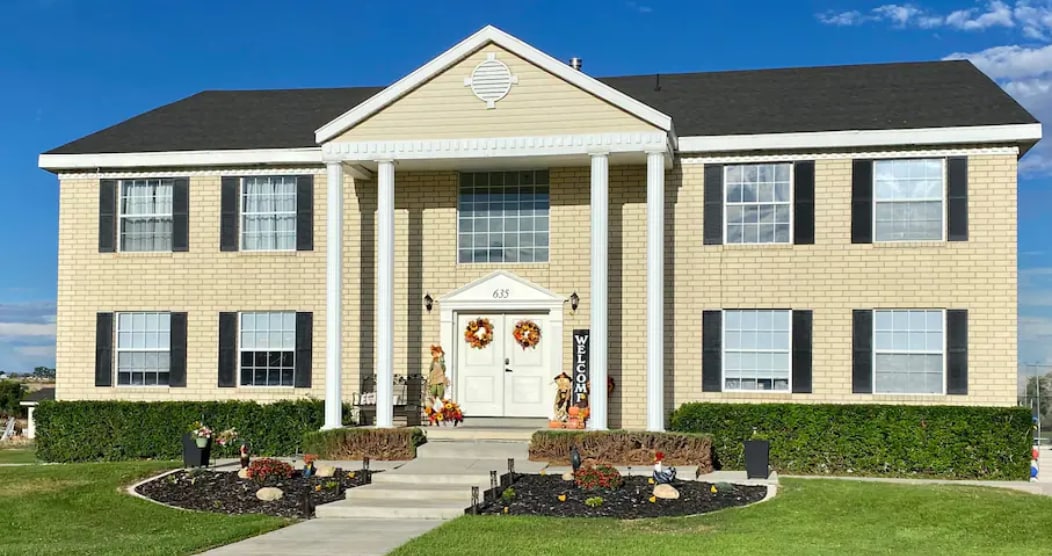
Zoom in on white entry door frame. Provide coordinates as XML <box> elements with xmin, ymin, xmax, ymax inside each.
<box><xmin>438</xmin><ymin>271</ymin><xmax>565</xmax><ymax>418</ymax></box>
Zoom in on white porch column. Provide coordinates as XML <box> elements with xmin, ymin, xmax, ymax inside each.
<box><xmin>375</xmin><ymin>159</ymin><xmax>395</xmax><ymax>428</ymax></box>
<box><xmin>323</xmin><ymin>162</ymin><xmax>344</xmax><ymax>430</ymax></box>
<box><xmin>646</xmin><ymin>150</ymin><xmax>666</xmax><ymax>431</ymax></box>
<box><xmin>589</xmin><ymin>152</ymin><xmax>609</xmax><ymax>430</ymax></box>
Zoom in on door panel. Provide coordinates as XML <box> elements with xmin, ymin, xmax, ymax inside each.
<box><xmin>503</xmin><ymin>314</ymin><xmax>549</xmax><ymax>417</ymax></box>
<box><xmin>456</xmin><ymin>314</ymin><xmax>503</xmax><ymax>416</ymax></box>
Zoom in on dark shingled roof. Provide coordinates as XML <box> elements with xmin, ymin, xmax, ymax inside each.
<box><xmin>21</xmin><ymin>387</ymin><xmax>55</xmax><ymax>404</ymax></box>
<box><xmin>46</xmin><ymin>59</ymin><xmax>1037</xmax><ymax>155</ymax></box>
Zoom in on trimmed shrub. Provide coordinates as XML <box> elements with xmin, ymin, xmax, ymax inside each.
<box><xmin>302</xmin><ymin>427</ymin><xmax>426</xmax><ymax>460</ymax></box>
<box><xmin>574</xmin><ymin>464</ymin><xmax>624</xmax><ymax>490</ymax></box>
<box><xmin>34</xmin><ymin>399</ymin><xmax>345</xmax><ymax>462</ymax></box>
<box><xmin>670</xmin><ymin>403</ymin><xmax>1033</xmax><ymax>480</ymax></box>
<box><xmin>247</xmin><ymin>458</ymin><xmax>294</xmax><ymax>485</ymax></box>
<box><xmin>529</xmin><ymin>430</ymin><xmax>713</xmax><ymax>473</ymax></box>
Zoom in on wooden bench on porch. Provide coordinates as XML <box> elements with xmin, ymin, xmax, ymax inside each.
<box><xmin>351</xmin><ymin>374</ymin><xmax>427</xmax><ymax>426</ymax></box>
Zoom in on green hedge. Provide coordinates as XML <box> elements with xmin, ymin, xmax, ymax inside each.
<box><xmin>35</xmin><ymin>400</ymin><xmax>349</xmax><ymax>462</ymax></box>
<box><xmin>669</xmin><ymin>403</ymin><xmax>1033</xmax><ymax>480</ymax></box>
<box><xmin>302</xmin><ymin>427</ymin><xmax>426</xmax><ymax>460</ymax></box>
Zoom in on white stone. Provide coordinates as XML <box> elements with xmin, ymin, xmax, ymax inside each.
<box><xmin>561</xmin><ymin>471</ymin><xmax>574</xmax><ymax>481</ymax></box>
<box><xmin>653</xmin><ymin>484</ymin><xmax>679</xmax><ymax>500</ymax></box>
<box><xmin>316</xmin><ymin>465</ymin><xmax>336</xmax><ymax>478</ymax></box>
<box><xmin>237</xmin><ymin>468</ymin><xmax>251</xmax><ymax>480</ymax></box>
<box><xmin>256</xmin><ymin>487</ymin><xmax>284</xmax><ymax>501</ymax></box>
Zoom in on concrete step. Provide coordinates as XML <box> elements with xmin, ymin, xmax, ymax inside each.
<box><xmin>344</xmin><ymin>483</ymin><xmax>473</xmax><ymax>503</ymax></box>
<box><xmin>416</xmin><ymin>440</ymin><xmax>529</xmax><ymax>460</ymax></box>
<box><xmin>316</xmin><ymin>498</ymin><xmax>467</xmax><ymax>520</ymax></box>
<box><xmin>423</xmin><ymin>427</ymin><xmax>537</xmax><ymax>442</ymax></box>
<box><xmin>370</xmin><ymin>471</ymin><xmax>492</xmax><ymax>487</ymax></box>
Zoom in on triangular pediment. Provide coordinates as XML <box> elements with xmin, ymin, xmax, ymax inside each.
<box><xmin>440</xmin><ymin>271</ymin><xmax>563</xmax><ymax>304</ymax></box>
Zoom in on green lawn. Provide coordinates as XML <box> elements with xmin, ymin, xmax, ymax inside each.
<box><xmin>0</xmin><ymin>461</ymin><xmax>290</xmax><ymax>555</ymax></box>
<box><xmin>392</xmin><ymin>478</ymin><xmax>1052</xmax><ymax>556</ymax></box>
<box><xmin>0</xmin><ymin>447</ymin><xmax>37</xmax><ymax>464</ymax></box>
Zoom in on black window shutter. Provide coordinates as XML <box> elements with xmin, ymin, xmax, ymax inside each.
<box><xmin>99</xmin><ymin>180</ymin><xmax>117</xmax><ymax>253</ymax></box>
<box><xmin>792</xmin><ymin>310</ymin><xmax>813</xmax><ymax>393</ymax></box>
<box><xmin>947</xmin><ymin>309</ymin><xmax>968</xmax><ymax>395</ymax></box>
<box><xmin>852</xmin><ymin>310</ymin><xmax>873</xmax><ymax>393</ymax></box>
<box><xmin>172</xmin><ymin>178</ymin><xmax>190</xmax><ymax>252</ymax></box>
<box><xmin>296</xmin><ymin>176</ymin><xmax>314</xmax><ymax>251</ymax></box>
<box><xmin>295</xmin><ymin>312</ymin><xmax>313</xmax><ymax>388</ymax></box>
<box><xmin>947</xmin><ymin>157</ymin><xmax>968</xmax><ymax>242</ymax></box>
<box><xmin>794</xmin><ymin>161</ymin><xmax>815</xmax><ymax>245</ymax></box>
<box><xmin>703</xmin><ymin>165</ymin><xmax>724</xmax><ymax>245</ymax></box>
<box><xmin>95</xmin><ymin>312</ymin><xmax>114</xmax><ymax>387</ymax></box>
<box><xmin>220</xmin><ymin>177</ymin><xmax>240</xmax><ymax>252</ymax></box>
<box><xmin>169</xmin><ymin>312</ymin><xmax>187</xmax><ymax>387</ymax></box>
<box><xmin>851</xmin><ymin>160</ymin><xmax>873</xmax><ymax>244</ymax></box>
<box><xmin>702</xmin><ymin>310</ymin><xmax>722</xmax><ymax>392</ymax></box>
<box><xmin>218</xmin><ymin>312</ymin><xmax>237</xmax><ymax>387</ymax></box>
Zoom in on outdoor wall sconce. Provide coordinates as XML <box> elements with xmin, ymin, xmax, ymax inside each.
<box><xmin>424</xmin><ymin>293</ymin><xmax>434</xmax><ymax>312</ymax></box>
<box><xmin>569</xmin><ymin>292</ymin><xmax>580</xmax><ymax>313</ymax></box>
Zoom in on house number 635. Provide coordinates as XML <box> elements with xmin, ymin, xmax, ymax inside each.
<box><xmin>492</xmin><ymin>289</ymin><xmax>510</xmax><ymax>299</ymax></box>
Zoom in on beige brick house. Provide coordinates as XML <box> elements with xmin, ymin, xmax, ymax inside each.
<box><xmin>39</xmin><ymin>26</ymin><xmax>1041</xmax><ymax>430</ymax></box>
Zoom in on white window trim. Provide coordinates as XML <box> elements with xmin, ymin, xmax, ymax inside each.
<box><xmin>456</xmin><ymin>169</ymin><xmax>551</xmax><ymax>265</ymax></box>
<box><xmin>237</xmin><ymin>311</ymin><xmax>297</xmax><ymax>388</ymax></box>
<box><xmin>720</xmin><ymin>309</ymin><xmax>794</xmax><ymax>394</ymax></box>
<box><xmin>871</xmin><ymin>158</ymin><xmax>947</xmax><ymax>243</ymax></box>
<box><xmin>116</xmin><ymin>178</ymin><xmax>174</xmax><ymax>253</ymax></box>
<box><xmin>871</xmin><ymin>308</ymin><xmax>947</xmax><ymax>396</ymax></box>
<box><xmin>240</xmin><ymin>176</ymin><xmax>298</xmax><ymax>253</ymax></box>
<box><xmin>722</xmin><ymin>163</ymin><xmax>794</xmax><ymax>245</ymax></box>
<box><xmin>113</xmin><ymin>311</ymin><xmax>171</xmax><ymax>388</ymax></box>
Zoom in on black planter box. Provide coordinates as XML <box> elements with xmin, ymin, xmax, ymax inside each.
<box><xmin>744</xmin><ymin>439</ymin><xmax>770</xmax><ymax>479</ymax></box>
<box><xmin>182</xmin><ymin>433</ymin><xmax>211</xmax><ymax>467</ymax></box>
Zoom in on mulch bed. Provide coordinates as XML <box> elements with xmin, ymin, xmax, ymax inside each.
<box><xmin>135</xmin><ymin>468</ymin><xmax>370</xmax><ymax>518</ymax></box>
<box><xmin>475</xmin><ymin>474</ymin><xmax>767</xmax><ymax>518</ymax></box>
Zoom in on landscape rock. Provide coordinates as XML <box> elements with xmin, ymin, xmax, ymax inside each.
<box><xmin>653</xmin><ymin>484</ymin><xmax>680</xmax><ymax>500</ymax></box>
<box><xmin>255</xmin><ymin>487</ymin><xmax>284</xmax><ymax>501</ymax></box>
<box><xmin>315</xmin><ymin>465</ymin><xmax>336</xmax><ymax>478</ymax></box>
<box><xmin>237</xmin><ymin>468</ymin><xmax>251</xmax><ymax>480</ymax></box>
<box><xmin>561</xmin><ymin>471</ymin><xmax>575</xmax><ymax>481</ymax></box>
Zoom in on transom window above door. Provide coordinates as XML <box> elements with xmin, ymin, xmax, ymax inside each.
<box><xmin>724</xmin><ymin>163</ymin><xmax>792</xmax><ymax>244</ymax></box>
<box><xmin>458</xmin><ymin>170</ymin><xmax>550</xmax><ymax>264</ymax></box>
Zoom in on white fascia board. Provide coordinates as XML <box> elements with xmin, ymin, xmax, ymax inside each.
<box><xmin>677</xmin><ymin>123</ymin><xmax>1042</xmax><ymax>153</ymax></box>
<box><xmin>38</xmin><ymin>147</ymin><xmax>322</xmax><ymax>171</ymax></box>
<box><xmin>314</xmin><ymin>25</ymin><xmax>672</xmax><ymax>144</ymax></box>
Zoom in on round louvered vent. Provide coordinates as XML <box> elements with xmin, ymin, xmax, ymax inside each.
<box><xmin>465</xmin><ymin>53</ymin><xmax>517</xmax><ymax>108</ymax></box>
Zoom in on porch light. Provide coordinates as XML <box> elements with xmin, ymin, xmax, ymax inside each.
<box><xmin>569</xmin><ymin>292</ymin><xmax>580</xmax><ymax>313</ymax></box>
<box><xmin>424</xmin><ymin>293</ymin><xmax>434</xmax><ymax>313</ymax></box>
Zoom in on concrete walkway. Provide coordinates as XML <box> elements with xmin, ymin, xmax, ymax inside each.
<box><xmin>199</xmin><ymin>519</ymin><xmax>441</xmax><ymax>556</ymax></box>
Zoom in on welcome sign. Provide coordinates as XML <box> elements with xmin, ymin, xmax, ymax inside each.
<box><xmin>572</xmin><ymin>329</ymin><xmax>590</xmax><ymax>406</ymax></box>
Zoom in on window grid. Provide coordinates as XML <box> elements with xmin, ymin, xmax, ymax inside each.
<box><xmin>722</xmin><ymin>310</ymin><xmax>792</xmax><ymax>392</ymax></box>
<box><xmin>241</xmin><ymin>176</ymin><xmax>297</xmax><ymax>251</ymax></box>
<box><xmin>873</xmin><ymin>309</ymin><xmax>945</xmax><ymax>394</ymax></box>
<box><xmin>239</xmin><ymin>312</ymin><xmax>296</xmax><ymax>387</ymax></box>
<box><xmin>873</xmin><ymin>159</ymin><xmax>945</xmax><ymax>242</ymax></box>
<box><xmin>724</xmin><ymin>163</ymin><xmax>792</xmax><ymax>244</ymax></box>
<box><xmin>115</xmin><ymin>312</ymin><xmax>171</xmax><ymax>386</ymax></box>
<box><xmin>119</xmin><ymin>179</ymin><xmax>174</xmax><ymax>252</ymax></box>
<box><xmin>457</xmin><ymin>170</ymin><xmax>550</xmax><ymax>264</ymax></box>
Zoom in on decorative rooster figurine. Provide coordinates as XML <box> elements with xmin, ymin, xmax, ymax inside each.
<box><xmin>570</xmin><ymin>445</ymin><xmax>582</xmax><ymax>472</ymax></box>
<box><xmin>653</xmin><ymin>451</ymin><xmax>677</xmax><ymax>484</ymax></box>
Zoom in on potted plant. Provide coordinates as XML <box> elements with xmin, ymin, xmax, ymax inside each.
<box><xmin>190</xmin><ymin>421</ymin><xmax>212</xmax><ymax>448</ymax></box>
<box><xmin>744</xmin><ymin>429</ymin><xmax>770</xmax><ymax>480</ymax></box>
<box><xmin>181</xmin><ymin>422</ymin><xmax>212</xmax><ymax>468</ymax></box>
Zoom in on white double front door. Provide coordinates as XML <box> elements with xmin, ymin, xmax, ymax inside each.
<box><xmin>456</xmin><ymin>313</ymin><xmax>549</xmax><ymax>417</ymax></box>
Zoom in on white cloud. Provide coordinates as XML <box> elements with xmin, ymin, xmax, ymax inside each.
<box><xmin>873</xmin><ymin>4</ymin><xmax>924</xmax><ymax>26</ymax></box>
<box><xmin>946</xmin><ymin>1</ymin><xmax>1015</xmax><ymax>30</ymax></box>
<box><xmin>819</xmin><ymin>1</ymin><xmax>1043</xmax><ymax>31</ymax></box>
<box><xmin>14</xmin><ymin>345</ymin><xmax>53</xmax><ymax>359</ymax></box>
<box><xmin>0</xmin><ymin>322</ymin><xmax>55</xmax><ymax>337</ymax></box>
<box><xmin>818</xmin><ymin>10</ymin><xmax>869</xmax><ymax>25</ymax></box>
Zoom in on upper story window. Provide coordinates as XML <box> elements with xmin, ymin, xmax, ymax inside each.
<box><xmin>240</xmin><ymin>311</ymin><xmax>297</xmax><ymax>387</ymax></box>
<box><xmin>242</xmin><ymin>176</ymin><xmax>297</xmax><ymax>251</ymax></box>
<box><xmin>873</xmin><ymin>309</ymin><xmax>944</xmax><ymax>394</ymax></box>
<box><xmin>458</xmin><ymin>170</ymin><xmax>550</xmax><ymax>264</ymax></box>
<box><xmin>723</xmin><ymin>309</ymin><xmax>791</xmax><ymax>392</ymax></box>
<box><xmin>873</xmin><ymin>159</ymin><xmax>944</xmax><ymax>242</ymax></box>
<box><xmin>119</xmin><ymin>179</ymin><xmax>173</xmax><ymax>252</ymax></box>
<box><xmin>724</xmin><ymin>163</ymin><xmax>791</xmax><ymax>244</ymax></box>
<box><xmin>116</xmin><ymin>312</ymin><xmax>171</xmax><ymax>385</ymax></box>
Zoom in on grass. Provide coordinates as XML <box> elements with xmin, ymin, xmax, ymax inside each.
<box><xmin>0</xmin><ymin>461</ymin><xmax>290</xmax><ymax>555</ymax></box>
<box><xmin>0</xmin><ymin>447</ymin><xmax>37</xmax><ymax>464</ymax></box>
<box><xmin>392</xmin><ymin>478</ymin><xmax>1052</xmax><ymax>556</ymax></box>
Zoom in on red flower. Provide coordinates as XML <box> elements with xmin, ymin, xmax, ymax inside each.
<box><xmin>655</xmin><ymin>451</ymin><xmax>665</xmax><ymax>462</ymax></box>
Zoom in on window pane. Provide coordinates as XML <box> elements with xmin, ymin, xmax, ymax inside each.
<box><xmin>874</xmin><ymin>159</ymin><xmax>943</xmax><ymax>242</ymax></box>
<box><xmin>120</xmin><ymin>179</ymin><xmax>174</xmax><ymax>252</ymax></box>
<box><xmin>458</xmin><ymin>171</ymin><xmax>550</xmax><ymax>263</ymax></box>
<box><xmin>239</xmin><ymin>311</ymin><xmax>297</xmax><ymax>386</ymax></box>
<box><xmin>874</xmin><ymin>309</ymin><xmax>944</xmax><ymax>394</ymax></box>
<box><xmin>242</xmin><ymin>176</ymin><xmax>298</xmax><ymax>251</ymax></box>
<box><xmin>722</xmin><ymin>164</ymin><xmax>791</xmax><ymax>245</ymax></box>
<box><xmin>722</xmin><ymin>310</ymin><xmax>791</xmax><ymax>392</ymax></box>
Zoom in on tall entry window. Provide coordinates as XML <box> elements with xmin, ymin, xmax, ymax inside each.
<box><xmin>458</xmin><ymin>170</ymin><xmax>550</xmax><ymax>264</ymax></box>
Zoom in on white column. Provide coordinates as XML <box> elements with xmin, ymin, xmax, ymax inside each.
<box><xmin>376</xmin><ymin>160</ymin><xmax>395</xmax><ymax>428</ymax></box>
<box><xmin>26</xmin><ymin>406</ymin><xmax>36</xmax><ymax>439</ymax></box>
<box><xmin>646</xmin><ymin>150</ymin><xmax>666</xmax><ymax>431</ymax></box>
<box><xmin>323</xmin><ymin>162</ymin><xmax>344</xmax><ymax>430</ymax></box>
<box><xmin>589</xmin><ymin>152</ymin><xmax>609</xmax><ymax>431</ymax></box>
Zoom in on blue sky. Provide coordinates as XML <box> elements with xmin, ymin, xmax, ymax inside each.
<box><xmin>0</xmin><ymin>0</ymin><xmax>1050</xmax><ymax>377</ymax></box>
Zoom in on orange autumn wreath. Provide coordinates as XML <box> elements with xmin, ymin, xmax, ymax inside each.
<box><xmin>512</xmin><ymin>320</ymin><xmax>542</xmax><ymax>350</ymax></box>
<box><xmin>464</xmin><ymin>317</ymin><xmax>494</xmax><ymax>349</ymax></box>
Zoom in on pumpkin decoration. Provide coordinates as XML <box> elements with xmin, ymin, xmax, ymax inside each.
<box><xmin>567</xmin><ymin>406</ymin><xmax>580</xmax><ymax>418</ymax></box>
<box><xmin>512</xmin><ymin>320</ymin><xmax>542</xmax><ymax>350</ymax></box>
<box><xmin>567</xmin><ymin>418</ymin><xmax>582</xmax><ymax>429</ymax></box>
<box><xmin>549</xmin><ymin>419</ymin><xmax>566</xmax><ymax>429</ymax></box>
<box><xmin>463</xmin><ymin>317</ymin><xmax>494</xmax><ymax>349</ymax></box>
